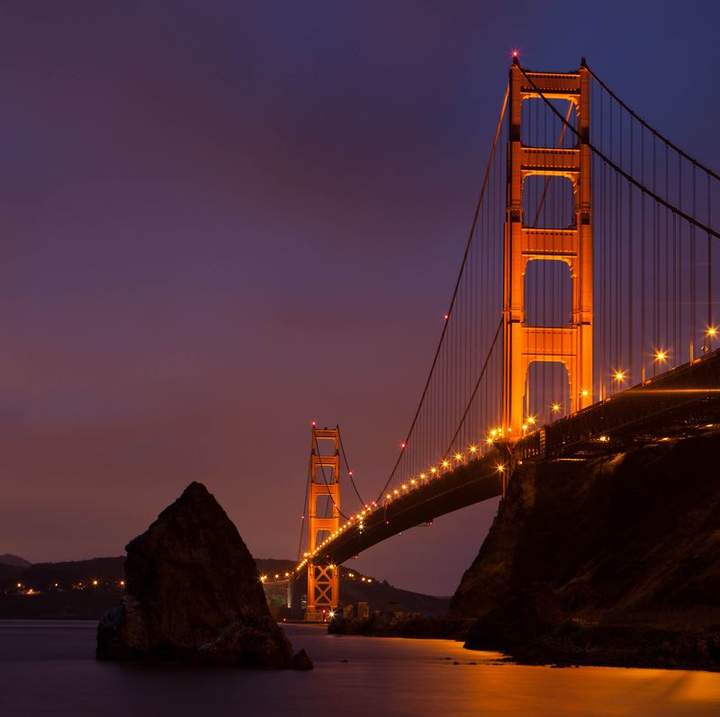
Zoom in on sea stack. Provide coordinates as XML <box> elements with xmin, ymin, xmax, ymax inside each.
<box><xmin>97</xmin><ymin>482</ymin><xmax>308</xmax><ymax>669</ymax></box>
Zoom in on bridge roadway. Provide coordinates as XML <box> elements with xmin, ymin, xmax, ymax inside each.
<box><xmin>311</xmin><ymin>347</ymin><xmax>720</xmax><ymax>568</ymax></box>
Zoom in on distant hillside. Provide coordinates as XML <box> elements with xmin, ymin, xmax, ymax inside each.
<box><xmin>258</xmin><ymin>558</ymin><xmax>449</xmax><ymax>617</ymax></box>
<box><xmin>0</xmin><ymin>554</ymin><xmax>31</xmax><ymax>568</ymax></box>
<box><xmin>0</xmin><ymin>555</ymin><xmax>448</xmax><ymax>619</ymax></box>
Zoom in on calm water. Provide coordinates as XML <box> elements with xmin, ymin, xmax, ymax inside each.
<box><xmin>1</xmin><ymin>621</ymin><xmax>720</xmax><ymax>716</ymax></box>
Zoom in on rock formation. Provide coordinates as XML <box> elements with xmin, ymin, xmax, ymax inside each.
<box><xmin>452</xmin><ymin>432</ymin><xmax>720</xmax><ymax>669</ymax></box>
<box><xmin>97</xmin><ymin>482</ymin><xmax>309</xmax><ymax>669</ymax></box>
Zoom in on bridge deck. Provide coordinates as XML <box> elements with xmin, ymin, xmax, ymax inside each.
<box><xmin>308</xmin><ymin>348</ymin><xmax>720</xmax><ymax>568</ymax></box>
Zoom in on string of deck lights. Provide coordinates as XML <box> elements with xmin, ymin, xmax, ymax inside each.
<box><xmin>290</xmin><ymin>336</ymin><xmax>720</xmax><ymax>577</ymax></box>
<box><xmin>279</xmin><ymin>58</ymin><xmax>720</xmax><ymax>586</ymax></box>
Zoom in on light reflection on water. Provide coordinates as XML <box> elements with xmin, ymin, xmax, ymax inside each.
<box><xmin>1</xmin><ymin>620</ymin><xmax>719</xmax><ymax>716</ymax></box>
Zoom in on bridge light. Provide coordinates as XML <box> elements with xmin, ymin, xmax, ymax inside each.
<box><xmin>496</xmin><ymin>464</ymin><xmax>505</xmax><ymax>473</ymax></box>
<box><xmin>613</xmin><ymin>370</ymin><xmax>627</xmax><ymax>383</ymax></box>
<box><xmin>400</xmin><ymin>442</ymin><xmax>406</xmax><ymax>449</ymax></box>
<box><xmin>654</xmin><ymin>349</ymin><xmax>668</xmax><ymax>363</ymax></box>
<box><xmin>393</xmin><ymin>489</ymin><xmax>399</xmax><ymax>495</ymax></box>
<box><xmin>401</xmin><ymin>484</ymin><xmax>407</xmax><ymax>491</ymax></box>
<box><xmin>469</xmin><ymin>445</ymin><xmax>478</xmax><ymax>454</ymax></box>
<box><xmin>274</xmin><ymin>574</ymin><xmax>280</xmax><ymax>579</ymax></box>
<box><xmin>527</xmin><ymin>416</ymin><xmax>536</xmax><ymax>425</ymax></box>
<box><xmin>386</xmin><ymin>493</ymin><xmax>391</xmax><ymax>500</ymax></box>
<box><xmin>511</xmin><ymin>48</ymin><xmax>519</xmax><ymax>59</ymax></box>
<box><xmin>489</xmin><ymin>428</ymin><xmax>498</xmax><ymax>438</ymax></box>
<box><xmin>521</xmin><ymin>423</ymin><xmax>528</xmax><ymax>432</ymax></box>
<box><xmin>260</xmin><ymin>575</ymin><xmax>267</xmax><ymax>582</ymax></box>
<box><xmin>420</xmin><ymin>472</ymin><xmax>427</xmax><ymax>479</ymax></box>
<box><xmin>441</xmin><ymin>460</ymin><xmax>450</xmax><ymax>469</ymax></box>
<box><xmin>551</xmin><ymin>403</ymin><xmax>561</xmax><ymax>413</ymax></box>
<box><xmin>598</xmin><ymin>435</ymin><xmax>609</xmax><ymax>443</ymax></box>
<box><xmin>430</xmin><ymin>467</ymin><xmax>438</xmax><ymax>475</ymax></box>
<box><xmin>580</xmin><ymin>389</ymin><xmax>589</xmax><ymax>398</ymax></box>
<box><xmin>486</xmin><ymin>437</ymin><xmax>494</xmax><ymax>445</ymax></box>
<box><xmin>410</xmin><ymin>479</ymin><xmax>417</xmax><ymax>485</ymax></box>
<box><xmin>706</xmin><ymin>326</ymin><xmax>718</xmax><ymax>338</ymax></box>
<box><xmin>454</xmin><ymin>452</ymin><xmax>462</xmax><ymax>462</ymax></box>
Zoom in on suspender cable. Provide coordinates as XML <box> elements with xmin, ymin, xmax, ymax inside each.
<box><xmin>518</xmin><ymin>65</ymin><xmax>720</xmax><ymax>241</ymax></box>
<box><xmin>375</xmin><ymin>84</ymin><xmax>509</xmax><ymax>502</ymax></box>
<box><xmin>586</xmin><ymin>62</ymin><xmax>720</xmax><ymax>182</ymax></box>
<box><xmin>336</xmin><ymin>424</ymin><xmax>367</xmax><ymax>510</ymax></box>
<box><xmin>443</xmin><ymin>317</ymin><xmax>503</xmax><ymax>458</ymax></box>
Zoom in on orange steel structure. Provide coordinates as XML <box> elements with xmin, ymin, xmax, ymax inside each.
<box><xmin>304</xmin><ymin>426</ymin><xmax>341</xmax><ymax>621</ymax></box>
<box><xmin>502</xmin><ymin>59</ymin><xmax>593</xmax><ymax>435</ymax></box>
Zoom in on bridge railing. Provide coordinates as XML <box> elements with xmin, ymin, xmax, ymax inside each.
<box><xmin>515</xmin><ymin>347</ymin><xmax>720</xmax><ymax>460</ymax></box>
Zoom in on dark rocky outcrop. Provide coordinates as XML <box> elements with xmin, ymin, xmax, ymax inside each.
<box><xmin>97</xmin><ymin>482</ymin><xmax>308</xmax><ymax>669</ymax></box>
<box><xmin>328</xmin><ymin>612</ymin><xmax>471</xmax><ymax>640</ymax></box>
<box><xmin>452</xmin><ymin>432</ymin><xmax>720</xmax><ymax>670</ymax></box>
<box><xmin>291</xmin><ymin>649</ymin><xmax>314</xmax><ymax>670</ymax></box>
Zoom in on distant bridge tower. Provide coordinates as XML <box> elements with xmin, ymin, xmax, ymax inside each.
<box><xmin>304</xmin><ymin>425</ymin><xmax>341</xmax><ymax>621</ymax></box>
<box><xmin>502</xmin><ymin>58</ymin><xmax>593</xmax><ymax>435</ymax></box>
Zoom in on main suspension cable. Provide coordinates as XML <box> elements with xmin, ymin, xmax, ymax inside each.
<box><xmin>518</xmin><ymin>64</ymin><xmax>720</xmax><ymax>241</ymax></box>
<box><xmin>336</xmin><ymin>424</ymin><xmax>367</xmax><ymax>509</ymax></box>
<box><xmin>585</xmin><ymin>62</ymin><xmax>720</xmax><ymax>182</ymax></box>
<box><xmin>375</xmin><ymin>83</ymin><xmax>510</xmax><ymax>503</ymax></box>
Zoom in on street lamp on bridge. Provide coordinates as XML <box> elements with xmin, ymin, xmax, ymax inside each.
<box><xmin>653</xmin><ymin>348</ymin><xmax>669</xmax><ymax>378</ymax></box>
<box><xmin>612</xmin><ymin>370</ymin><xmax>627</xmax><ymax>394</ymax></box>
<box><xmin>706</xmin><ymin>326</ymin><xmax>718</xmax><ymax>352</ymax></box>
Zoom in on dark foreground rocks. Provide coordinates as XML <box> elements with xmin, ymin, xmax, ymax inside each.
<box><xmin>328</xmin><ymin>613</ymin><xmax>471</xmax><ymax>640</ymax></box>
<box><xmin>97</xmin><ymin>482</ymin><xmax>311</xmax><ymax>669</ymax></box>
<box><xmin>452</xmin><ymin>432</ymin><xmax>720</xmax><ymax>671</ymax></box>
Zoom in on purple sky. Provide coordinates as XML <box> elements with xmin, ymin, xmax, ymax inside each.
<box><xmin>2</xmin><ymin>1</ymin><xmax>720</xmax><ymax>594</ymax></box>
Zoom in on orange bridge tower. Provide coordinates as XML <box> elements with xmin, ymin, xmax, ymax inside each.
<box><xmin>304</xmin><ymin>425</ymin><xmax>341</xmax><ymax>621</ymax></box>
<box><xmin>502</xmin><ymin>58</ymin><xmax>593</xmax><ymax>435</ymax></box>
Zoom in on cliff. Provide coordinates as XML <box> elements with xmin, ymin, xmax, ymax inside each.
<box><xmin>452</xmin><ymin>431</ymin><xmax>720</xmax><ymax>669</ymax></box>
<box><xmin>97</xmin><ymin>482</ymin><xmax>308</xmax><ymax>669</ymax></box>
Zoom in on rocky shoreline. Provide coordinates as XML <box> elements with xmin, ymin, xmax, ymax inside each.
<box><xmin>332</xmin><ymin>432</ymin><xmax>720</xmax><ymax>673</ymax></box>
<box><xmin>328</xmin><ymin>613</ymin><xmax>472</xmax><ymax>640</ymax></box>
<box><xmin>451</xmin><ymin>432</ymin><xmax>720</xmax><ymax>672</ymax></box>
<box><xmin>329</xmin><ymin>614</ymin><xmax>720</xmax><ymax>672</ymax></box>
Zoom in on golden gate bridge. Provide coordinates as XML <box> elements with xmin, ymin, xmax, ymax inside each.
<box><xmin>265</xmin><ymin>57</ymin><xmax>720</xmax><ymax>621</ymax></box>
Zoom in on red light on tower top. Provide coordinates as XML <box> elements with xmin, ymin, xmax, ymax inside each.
<box><xmin>511</xmin><ymin>49</ymin><xmax>520</xmax><ymax>63</ymax></box>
